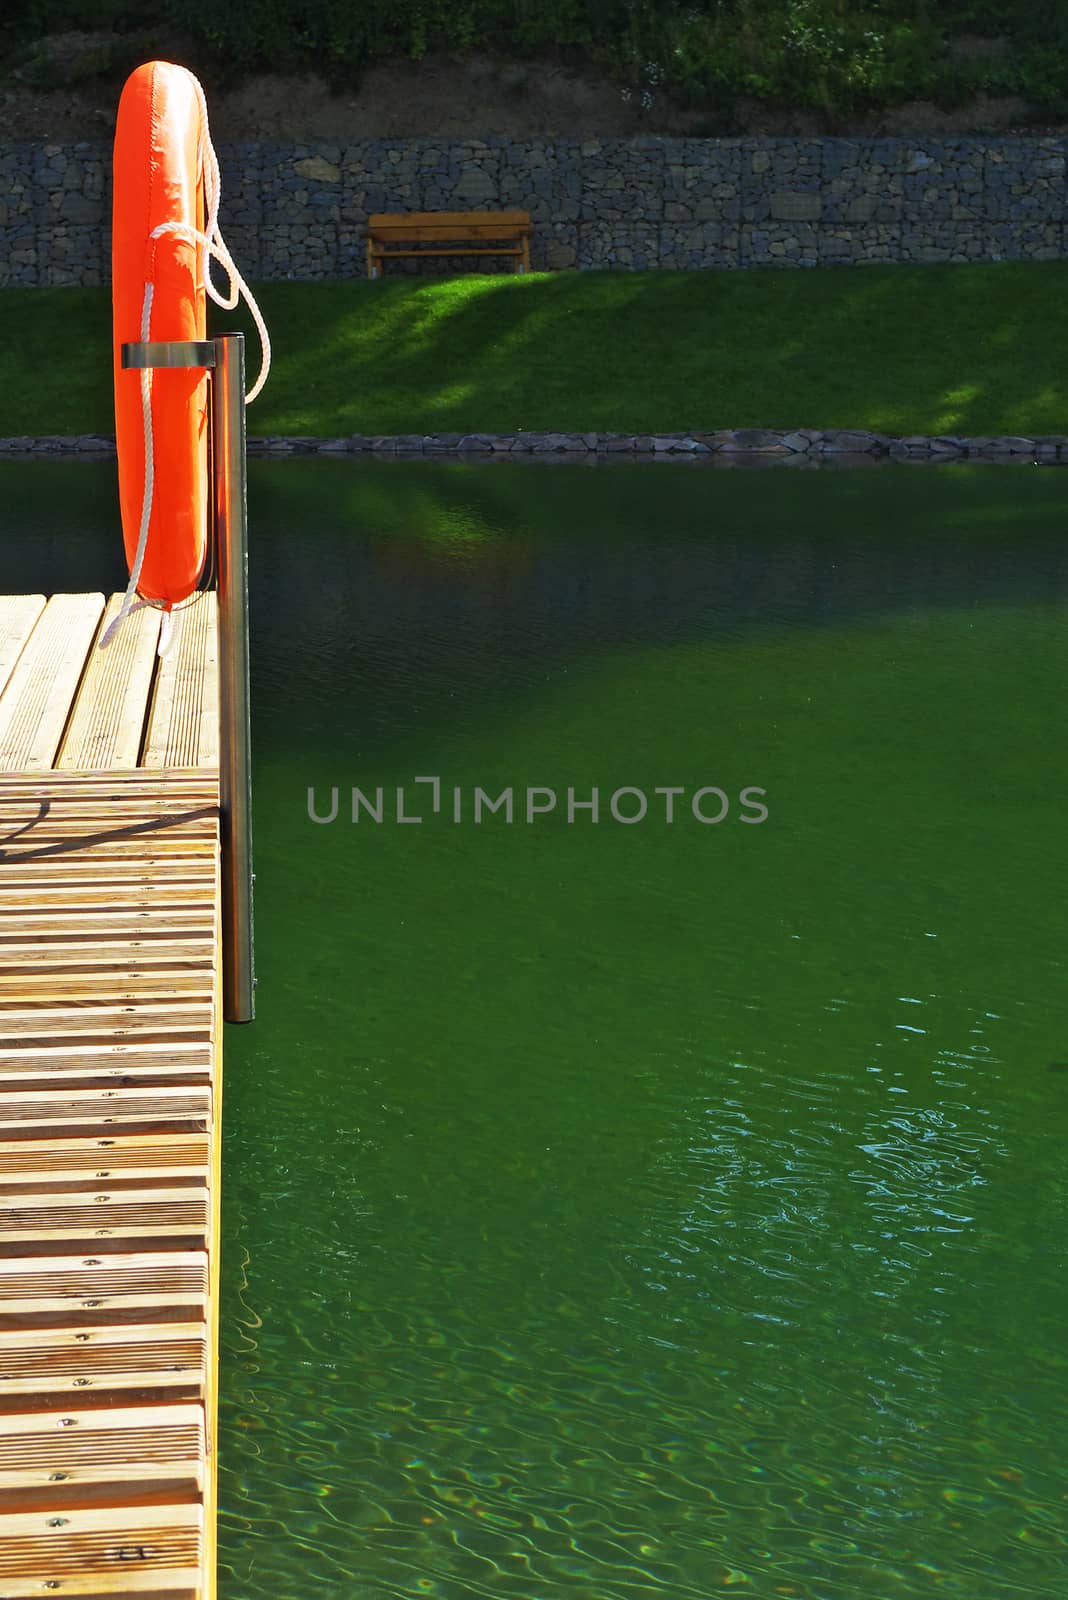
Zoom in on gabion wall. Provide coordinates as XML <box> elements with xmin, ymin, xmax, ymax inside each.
<box><xmin>2</xmin><ymin>135</ymin><xmax>1064</xmax><ymax>285</ymax></box>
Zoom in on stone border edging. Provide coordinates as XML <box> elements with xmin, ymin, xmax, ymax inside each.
<box><xmin>1</xmin><ymin>429</ymin><xmax>1065</xmax><ymax>461</ymax></box>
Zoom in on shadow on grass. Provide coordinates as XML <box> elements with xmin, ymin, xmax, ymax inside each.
<box><xmin>235</xmin><ymin>262</ymin><xmax>1068</xmax><ymax>438</ymax></box>
<box><xmin>3</xmin><ymin>262</ymin><xmax>1067</xmax><ymax>437</ymax></box>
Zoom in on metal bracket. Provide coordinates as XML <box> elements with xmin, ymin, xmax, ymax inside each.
<box><xmin>121</xmin><ymin>340</ymin><xmax>217</xmax><ymax>369</ymax></box>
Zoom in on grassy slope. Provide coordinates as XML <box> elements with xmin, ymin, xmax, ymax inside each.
<box><xmin>2</xmin><ymin>263</ymin><xmax>1066</xmax><ymax>438</ymax></box>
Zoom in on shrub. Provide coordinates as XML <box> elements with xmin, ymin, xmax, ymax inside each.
<box><xmin>5</xmin><ymin>0</ymin><xmax>1068</xmax><ymax>116</ymax></box>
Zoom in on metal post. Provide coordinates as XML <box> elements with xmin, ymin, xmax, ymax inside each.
<box><xmin>212</xmin><ymin>333</ymin><xmax>255</xmax><ymax>1022</ymax></box>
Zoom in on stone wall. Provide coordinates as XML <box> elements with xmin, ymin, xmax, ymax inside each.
<box><xmin>5</xmin><ymin>427</ymin><xmax>1064</xmax><ymax>462</ymax></box>
<box><xmin>2</xmin><ymin>135</ymin><xmax>1065</xmax><ymax>286</ymax></box>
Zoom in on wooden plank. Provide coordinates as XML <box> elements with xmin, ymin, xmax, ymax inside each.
<box><xmin>0</xmin><ymin>1061</ymin><xmax>211</xmax><ymax>1093</ymax></box>
<box><xmin>0</xmin><ymin>1465</ymin><xmax>204</xmax><ymax>1523</ymax></box>
<box><xmin>0</xmin><ymin>878</ymin><xmax>216</xmax><ymax>900</ymax></box>
<box><xmin>370</xmin><ymin>233</ymin><xmax>529</xmax><ymax>245</ymax></box>
<box><xmin>0</xmin><ymin>1135</ymin><xmax>210</xmax><ymax>1190</ymax></box>
<box><xmin>371</xmin><ymin>244</ymin><xmax>525</xmax><ymax>253</ymax></box>
<box><xmin>0</xmin><ymin>844</ymin><xmax>215</xmax><ymax>872</ymax></box>
<box><xmin>0</xmin><ymin>998</ymin><xmax>211</xmax><ymax>1024</ymax></box>
<box><xmin>0</xmin><ymin>1463</ymin><xmax>203</xmax><ymax>1514</ymax></box>
<box><xmin>0</xmin><ymin>1401</ymin><xmax>203</xmax><ymax>1448</ymax></box>
<box><xmin>0</xmin><ymin>889</ymin><xmax>214</xmax><ymax>915</ymax></box>
<box><xmin>0</xmin><ymin>803</ymin><xmax>216</xmax><ymax>825</ymax></box>
<box><xmin>0</xmin><ymin>1075</ymin><xmax>211</xmax><ymax>1098</ymax></box>
<box><xmin>0</xmin><ymin>876</ymin><xmax>212</xmax><ymax>894</ymax></box>
<box><xmin>0</xmin><ymin>1401</ymin><xmax>204</xmax><ymax>1510</ymax></box>
<box><xmin>0</xmin><ymin>796</ymin><xmax>216</xmax><ymax>813</ymax></box>
<box><xmin>0</xmin><ymin>947</ymin><xmax>214</xmax><ymax>972</ymax></box>
<box><xmin>0</xmin><ymin>788</ymin><xmax>218</xmax><ymax>811</ymax></box>
<box><xmin>0</xmin><ymin>1251</ymin><xmax>208</xmax><ymax>1325</ymax></box>
<box><xmin>0</xmin><ymin>771</ymin><xmax>215</xmax><ymax>790</ymax></box>
<box><xmin>57</xmin><ymin>594</ymin><xmax>161</xmax><ymax>771</ymax></box>
<box><xmin>0</xmin><ymin>1501</ymin><xmax>202</xmax><ymax>1595</ymax></box>
<box><xmin>0</xmin><ymin>976</ymin><xmax>217</xmax><ymax>1003</ymax></box>
<box><xmin>143</xmin><ymin>594</ymin><xmax>218</xmax><ymax>769</ymax></box>
<box><xmin>0</xmin><ymin>935</ymin><xmax>214</xmax><ymax>958</ymax></box>
<box><xmin>0</xmin><ymin>765</ymin><xmax>213</xmax><ymax>778</ymax></box>
<box><xmin>0</xmin><ymin>814</ymin><xmax>217</xmax><ymax>836</ymax></box>
<box><xmin>0</xmin><ymin>1087</ymin><xmax>211</xmax><ymax>1136</ymax></box>
<box><xmin>368</xmin><ymin>209</ymin><xmax>531</xmax><ymax>227</ymax></box>
<box><xmin>0</xmin><ymin>1007</ymin><xmax>212</xmax><ymax>1037</ymax></box>
<box><xmin>0</xmin><ymin>979</ymin><xmax>214</xmax><ymax>1003</ymax></box>
<box><xmin>0</xmin><ymin>816</ymin><xmax>217</xmax><ymax>838</ymax></box>
<box><xmin>0</xmin><ymin>596</ymin><xmax>47</xmax><ymax>700</ymax></box>
<box><xmin>0</xmin><ymin>811</ymin><xmax>216</xmax><ymax>829</ymax></box>
<box><xmin>0</xmin><ymin>838</ymin><xmax>217</xmax><ymax>851</ymax></box>
<box><xmin>0</xmin><ymin>881</ymin><xmax>214</xmax><ymax>900</ymax></box>
<box><xmin>0</xmin><ymin>856</ymin><xmax>216</xmax><ymax>875</ymax></box>
<box><xmin>0</xmin><ymin>1187</ymin><xmax>209</xmax><ymax>1254</ymax></box>
<box><xmin>0</xmin><ymin>838</ymin><xmax>214</xmax><ymax>865</ymax></box>
<box><xmin>0</xmin><ymin>1084</ymin><xmax>212</xmax><ymax>1109</ymax></box>
<box><xmin>0</xmin><ymin>793</ymin><xmax>217</xmax><ymax>810</ymax></box>
<box><xmin>0</xmin><ymin>1322</ymin><xmax>208</xmax><ymax>1400</ymax></box>
<box><xmin>0</xmin><ymin>595</ymin><xmax>105</xmax><ymax>771</ymax></box>
<box><xmin>0</xmin><ymin>1036</ymin><xmax>214</xmax><ymax>1062</ymax></box>
<box><xmin>0</xmin><ymin>911</ymin><xmax>214</xmax><ymax>935</ymax></box>
<box><xmin>0</xmin><ymin>804</ymin><xmax>217</xmax><ymax>830</ymax></box>
<box><xmin>0</xmin><ymin>976</ymin><xmax>215</xmax><ymax>1005</ymax></box>
<box><xmin>0</xmin><ymin>950</ymin><xmax>214</xmax><ymax>969</ymax></box>
<box><xmin>0</xmin><ymin>1228</ymin><xmax>206</xmax><ymax>1256</ymax></box>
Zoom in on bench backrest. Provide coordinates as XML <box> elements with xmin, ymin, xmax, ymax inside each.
<box><xmin>368</xmin><ymin>210</ymin><xmax>532</xmax><ymax>242</ymax></box>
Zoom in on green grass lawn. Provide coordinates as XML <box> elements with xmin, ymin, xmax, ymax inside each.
<box><xmin>3</xmin><ymin>262</ymin><xmax>1067</xmax><ymax>438</ymax></box>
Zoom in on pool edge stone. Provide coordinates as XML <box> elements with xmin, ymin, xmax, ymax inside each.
<box><xmin>2</xmin><ymin>429</ymin><xmax>1065</xmax><ymax>462</ymax></box>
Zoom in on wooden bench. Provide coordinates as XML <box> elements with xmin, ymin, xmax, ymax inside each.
<box><xmin>366</xmin><ymin>210</ymin><xmax>533</xmax><ymax>278</ymax></box>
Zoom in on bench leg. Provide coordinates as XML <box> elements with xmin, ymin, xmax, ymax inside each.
<box><xmin>367</xmin><ymin>241</ymin><xmax>379</xmax><ymax>280</ymax></box>
<box><xmin>519</xmin><ymin>236</ymin><xmax>531</xmax><ymax>274</ymax></box>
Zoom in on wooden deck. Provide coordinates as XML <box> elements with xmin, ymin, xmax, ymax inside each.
<box><xmin>0</xmin><ymin>593</ymin><xmax>221</xmax><ymax>1599</ymax></box>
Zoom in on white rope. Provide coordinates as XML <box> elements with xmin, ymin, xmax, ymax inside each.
<box><xmin>102</xmin><ymin>67</ymin><xmax>270</xmax><ymax>655</ymax></box>
<box><xmin>149</xmin><ymin>219</ymin><xmax>271</xmax><ymax>404</ymax></box>
<box><xmin>174</xmin><ymin>67</ymin><xmax>271</xmax><ymax>403</ymax></box>
<box><xmin>99</xmin><ymin>280</ymin><xmax>156</xmax><ymax>650</ymax></box>
<box><xmin>157</xmin><ymin>608</ymin><xmax>177</xmax><ymax>658</ymax></box>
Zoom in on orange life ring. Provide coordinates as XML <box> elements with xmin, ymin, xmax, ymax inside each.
<box><xmin>112</xmin><ymin>61</ymin><xmax>209</xmax><ymax>610</ymax></box>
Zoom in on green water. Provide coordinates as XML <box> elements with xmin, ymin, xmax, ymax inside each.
<box><xmin>6</xmin><ymin>460</ymin><xmax>1067</xmax><ymax>1598</ymax></box>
